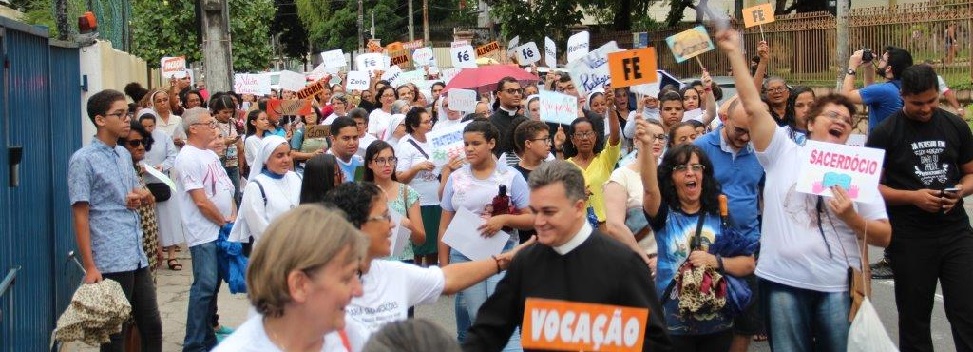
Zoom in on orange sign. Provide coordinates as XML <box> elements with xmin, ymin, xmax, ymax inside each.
<box><xmin>521</xmin><ymin>298</ymin><xmax>649</xmax><ymax>351</ymax></box>
<box><xmin>385</xmin><ymin>42</ymin><xmax>404</xmax><ymax>52</ymax></box>
<box><xmin>267</xmin><ymin>99</ymin><xmax>313</xmax><ymax>118</ymax></box>
<box><xmin>402</xmin><ymin>39</ymin><xmax>425</xmax><ymax>50</ymax></box>
<box><xmin>389</xmin><ymin>49</ymin><xmax>413</xmax><ymax>69</ymax></box>
<box><xmin>743</xmin><ymin>3</ymin><xmax>775</xmax><ymax>28</ymax></box>
<box><xmin>476</xmin><ymin>41</ymin><xmax>501</xmax><ymax>57</ymax></box>
<box><xmin>367</xmin><ymin>39</ymin><xmax>383</xmax><ymax>53</ymax></box>
<box><xmin>295</xmin><ymin>77</ymin><xmax>330</xmax><ymax>100</ymax></box>
<box><xmin>607</xmin><ymin>48</ymin><xmax>659</xmax><ymax>88</ymax></box>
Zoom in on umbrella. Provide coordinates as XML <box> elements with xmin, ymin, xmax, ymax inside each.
<box><xmin>54</xmin><ymin>279</ymin><xmax>132</xmax><ymax>346</ymax></box>
<box><xmin>443</xmin><ymin>65</ymin><xmax>541</xmax><ymax>94</ymax></box>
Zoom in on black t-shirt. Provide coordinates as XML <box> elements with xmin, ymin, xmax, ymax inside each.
<box><xmin>867</xmin><ymin>108</ymin><xmax>973</xmax><ymax>237</ymax></box>
<box><xmin>488</xmin><ymin>110</ymin><xmax>528</xmax><ymax>158</ymax></box>
<box><xmin>512</xmin><ymin>163</ymin><xmax>537</xmax><ymax>243</ymax></box>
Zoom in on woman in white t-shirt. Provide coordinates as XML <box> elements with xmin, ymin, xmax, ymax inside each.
<box><xmin>431</xmin><ymin>92</ymin><xmax>466</xmax><ymax>132</ymax></box>
<box><xmin>213</xmin><ymin>205</ymin><xmax>368</xmax><ymax>352</ymax></box>
<box><xmin>368</xmin><ymin>86</ymin><xmax>396</xmax><ymax>139</ymax></box>
<box><xmin>322</xmin><ymin>182</ymin><xmax>532</xmax><ymax>339</ymax></box>
<box><xmin>396</xmin><ymin>107</ymin><xmax>443</xmax><ymax>265</ymax></box>
<box><xmin>322</xmin><ymin>94</ymin><xmax>349</xmax><ymax>126</ymax></box>
<box><xmin>244</xmin><ymin>110</ymin><xmax>271</xmax><ymax>170</ymax></box>
<box><xmin>604</xmin><ymin>118</ymin><xmax>665</xmax><ymax>271</ymax></box>
<box><xmin>718</xmin><ymin>28</ymin><xmax>892</xmax><ymax>352</ymax></box>
<box><xmin>230</xmin><ymin>136</ymin><xmax>302</xmax><ymax>246</ymax></box>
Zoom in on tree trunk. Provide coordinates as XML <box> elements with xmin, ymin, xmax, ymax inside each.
<box><xmin>614</xmin><ymin>0</ymin><xmax>632</xmax><ymax>30</ymax></box>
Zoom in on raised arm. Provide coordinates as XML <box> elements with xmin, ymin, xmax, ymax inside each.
<box><xmin>752</xmin><ymin>41</ymin><xmax>769</xmax><ymax>91</ymax></box>
<box><xmin>636</xmin><ymin>120</ymin><xmax>662</xmax><ymax>218</ymax></box>
<box><xmin>604</xmin><ymin>87</ymin><xmax>622</xmax><ymax>146</ymax></box>
<box><xmin>717</xmin><ymin>29</ymin><xmax>776</xmax><ymax>152</ymax></box>
<box><xmin>840</xmin><ymin>50</ymin><xmax>866</xmax><ymax>104</ymax></box>
<box><xmin>700</xmin><ymin>70</ymin><xmax>717</xmax><ymax>126</ymax></box>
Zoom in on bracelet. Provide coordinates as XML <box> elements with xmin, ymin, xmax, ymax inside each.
<box><xmin>490</xmin><ymin>255</ymin><xmax>503</xmax><ymax>273</ymax></box>
<box><xmin>715</xmin><ymin>255</ymin><xmax>724</xmax><ymax>272</ymax></box>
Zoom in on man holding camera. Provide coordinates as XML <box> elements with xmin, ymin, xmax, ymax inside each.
<box><xmin>867</xmin><ymin>65</ymin><xmax>973</xmax><ymax>352</ymax></box>
<box><xmin>842</xmin><ymin>46</ymin><xmax>913</xmax><ymax>279</ymax></box>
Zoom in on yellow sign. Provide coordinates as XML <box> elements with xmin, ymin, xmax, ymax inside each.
<box><xmin>521</xmin><ymin>298</ymin><xmax>650</xmax><ymax>352</ymax></box>
<box><xmin>665</xmin><ymin>26</ymin><xmax>714</xmax><ymax>63</ymax></box>
<box><xmin>743</xmin><ymin>3</ymin><xmax>775</xmax><ymax>28</ymax></box>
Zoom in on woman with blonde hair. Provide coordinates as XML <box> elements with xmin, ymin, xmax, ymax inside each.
<box><xmin>214</xmin><ymin>204</ymin><xmax>369</xmax><ymax>351</ymax></box>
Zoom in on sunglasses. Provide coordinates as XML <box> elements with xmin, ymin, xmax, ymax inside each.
<box><xmin>126</xmin><ymin>139</ymin><xmax>144</xmax><ymax>148</ymax></box>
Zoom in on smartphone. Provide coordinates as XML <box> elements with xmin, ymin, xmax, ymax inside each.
<box><xmin>944</xmin><ymin>187</ymin><xmax>961</xmax><ymax>194</ymax></box>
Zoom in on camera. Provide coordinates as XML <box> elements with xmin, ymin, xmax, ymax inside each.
<box><xmin>861</xmin><ymin>48</ymin><xmax>874</xmax><ymax>63</ymax></box>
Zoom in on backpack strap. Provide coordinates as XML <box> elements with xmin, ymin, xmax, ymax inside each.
<box><xmin>252</xmin><ymin>179</ymin><xmax>267</xmax><ymax>206</ymax></box>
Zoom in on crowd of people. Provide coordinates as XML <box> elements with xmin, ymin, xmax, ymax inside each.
<box><xmin>67</xmin><ymin>26</ymin><xmax>973</xmax><ymax>352</ymax></box>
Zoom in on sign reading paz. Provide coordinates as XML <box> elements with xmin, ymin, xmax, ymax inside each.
<box><xmin>607</xmin><ymin>48</ymin><xmax>659</xmax><ymax>88</ymax></box>
<box><xmin>522</xmin><ymin>298</ymin><xmax>649</xmax><ymax>352</ymax></box>
<box><xmin>795</xmin><ymin>140</ymin><xmax>886</xmax><ymax>204</ymax></box>
<box><xmin>665</xmin><ymin>26</ymin><xmax>715</xmax><ymax>63</ymax></box>
<box><xmin>743</xmin><ymin>3</ymin><xmax>776</xmax><ymax>28</ymax></box>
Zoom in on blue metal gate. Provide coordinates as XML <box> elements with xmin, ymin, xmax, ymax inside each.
<box><xmin>0</xmin><ymin>17</ymin><xmax>82</xmax><ymax>351</ymax></box>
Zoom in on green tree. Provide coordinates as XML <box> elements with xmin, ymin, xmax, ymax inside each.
<box><xmin>229</xmin><ymin>0</ymin><xmax>275</xmax><ymax>71</ymax></box>
<box><xmin>486</xmin><ymin>0</ymin><xmax>584</xmax><ymax>44</ymax></box>
<box><xmin>295</xmin><ymin>0</ymin><xmax>406</xmax><ymax>52</ymax></box>
<box><xmin>272</xmin><ymin>0</ymin><xmax>310</xmax><ymax>65</ymax></box>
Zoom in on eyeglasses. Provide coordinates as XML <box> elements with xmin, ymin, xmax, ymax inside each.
<box><xmin>366</xmin><ymin>213</ymin><xmax>392</xmax><ymax>223</ymax></box>
<box><xmin>733</xmin><ymin>127</ymin><xmax>750</xmax><ymax>136</ymax></box>
<box><xmin>673</xmin><ymin>164</ymin><xmax>705</xmax><ymax>173</ymax></box>
<box><xmin>766</xmin><ymin>87</ymin><xmax>788</xmax><ymax>94</ymax></box>
<box><xmin>651</xmin><ymin>134</ymin><xmax>668</xmax><ymax>142</ymax></box>
<box><xmin>126</xmin><ymin>139</ymin><xmax>144</xmax><ymax>148</ymax></box>
<box><xmin>528</xmin><ymin>138</ymin><xmax>551</xmax><ymax>144</ymax></box>
<box><xmin>573</xmin><ymin>131</ymin><xmax>596</xmax><ymax>139</ymax></box>
<box><xmin>192</xmin><ymin>120</ymin><xmax>218</xmax><ymax>128</ymax></box>
<box><xmin>372</xmin><ymin>157</ymin><xmax>398</xmax><ymax>165</ymax></box>
<box><xmin>820</xmin><ymin>110</ymin><xmax>853</xmax><ymax>125</ymax></box>
<box><xmin>420</xmin><ymin>120</ymin><xmax>433</xmax><ymax>125</ymax></box>
<box><xmin>503</xmin><ymin>88</ymin><xmax>524</xmax><ymax>95</ymax></box>
<box><xmin>104</xmin><ymin>111</ymin><xmax>129</xmax><ymax>119</ymax></box>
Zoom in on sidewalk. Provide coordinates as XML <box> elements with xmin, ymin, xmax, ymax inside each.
<box><xmin>61</xmin><ymin>248</ymin><xmax>250</xmax><ymax>352</ymax></box>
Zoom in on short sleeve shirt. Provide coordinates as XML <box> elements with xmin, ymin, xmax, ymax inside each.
<box><xmin>567</xmin><ymin>141</ymin><xmax>622</xmax><ymax>222</ymax></box>
<box><xmin>174</xmin><ymin>145</ymin><xmax>235</xmax><ymax>246</ymax></box>
<box><xmin>859</xmin><ymin>80</ymin><xmax>903</xmax><ymax>131</ymax></box>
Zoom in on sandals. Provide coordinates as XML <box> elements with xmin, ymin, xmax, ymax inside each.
<box><xmin>167</xmin><ymin>259</ymin><xmax>183</xmax><ymax>271</ymax></box>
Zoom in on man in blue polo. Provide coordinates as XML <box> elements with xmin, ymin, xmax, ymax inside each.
<box><xmin>694</xmin><ymin>96</ymin><xmax>765</xmax><ymax>352</ymax></box>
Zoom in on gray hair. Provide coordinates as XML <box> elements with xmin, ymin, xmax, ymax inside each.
<box><xmin>527</xmin><ymin>161</ymin><xmax>587</xmax><ymax>203</ymax></box>
<box><xmin>391</xmin><ymin>99</ymin><xmax>410</xmax><ymax>114</ymax></box>
<box><xmin>181</xmin><ymin>107</ymin><xmax>210</xmax><ymax>135</ymax></box>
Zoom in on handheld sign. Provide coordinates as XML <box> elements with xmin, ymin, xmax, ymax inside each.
<box><xmin>451</xmin><ymin>40</ymin><xmax>470</xmax><ymax>48</ymax></box>
<box><xmin>448</xmin><ymin>88</ymin><xmax>478</xmax><ymax>112</ymax></box>
<box><xmin>388</xmin><ymin>210</ymin><xmax>412</xmax><ymax>259</ymax></box>
<box><xmin>320</xmin><ymin>49</ymin><xmax>347</xmax><ymax>68</ymax></box>
<box><xmin>544</xmin><ymin>36</ymin><xmax>557</xmax><ymax>68</ymax></box>
<box><xmin>355</xmin><ymin>53</ymin><xmax>388</xmax><ymax>72</ymax></box>
<box><xmin>234</xmin><ymin>73</ymin><xmax>271</xmax><ymax>96</ymax></box>
<box><xmin>380</xmin><ymin>65</ymin><xmax>403</xmax><ymax>83</ymax></box>
<box><xmin>392</xmin><ymin>69</ymin><xmax>425</xmax><ymax>88</ymax></box>
<box><xmin>507</xmin><ymin>35</ymin><xmax>520</xmax><ymax>58</ymax></box>
<box><xmin>450</xmin><ymin>45</ymin><xmax>478</xmax><ymax>68</ymax></box>
<box><xmin>295</xmin><ymin>77</ymin><xmax>330</xmax><ymax>100</ymax></box>
<box><xmin>402</xmin><ymin>39</ymin><xmax>425</xmax><ymax>50</ymax></box>
<box><xmin>345</xmin><ymin>71</ymin><xmax>371</xmax><ymax>91</ymax></box>
<box><xmin>522</xmin><ymin>298</ymin><xmax>650</xmax><ymax>352</ymax></box>
<box><xmin>440</xmin><ymin>67</ymin><xmax>462</xmax><ymax>84</ymax></box>
<box><xmin>795</xmin><ymin>140</ymin><xmax>886</xmax><ymax>204</ymax></box>
<box><xmin>412</xmin><ymin>47</ymin><xmax>435</xmax><ymax>67</ymax></box>
<box><xmin>442</xmin><ymin>207</ymin><xmax>510</xmax><ymax>261</ymax></box>
<box><xmin>426</xmin><ymin>121</ymin><xmax>471</xmax><ymax>166</ymax></box>
<box><xmin>161</xmin><ymin>56</ymin><xmax>186</xmax><ymax>79</ymax></box>
<box><xmin>476</xmin><ymin>41</ymin><xmax>501</xmax><ymax>57</ymax></box>
<box><xmin>665</xmin><ymin>25</ymin><xmax>715</xmax><ymax>64</ymax></box>
<box><xmin>515</xmin><ymin>42</ymin><xmax>542</xmax><ymax>65</ymax></box>
<box><xmin>141</xmin><ymin>162</ymin><xmax>177</xmax><ymax>190</ymax></box>
<box><xmin>266</xmin><ymin>99</ymin><xmax>313</xmax><ymax>119</ymax></box>
<box><xmin>539</xmin><ymin>90</ymin><xmax>579</xmax><ymax>126</ymax></box>
<box><xmin>307</xmin><ymin>63</ymin><xmax>328</xmax><ymax>81</ymax></box>
<box><xmin>565</xmin><ymin>41</ymin><xmax>622</xmax><ymax>94</ymax></box>
<box><xmin>277</xmin><ymin>70</ymin><xmax>307</xmax><ymax>92</ymax></box>
<box><xmin>389</xmin><ymin>49</ymin><xmax>413</xmax><ymax>69</ymax></box>
<box><xmin>566</xmin><ymin>31</ymin><xmax>590</xmax><ymax>64</ymax></box>
<box><xmin>743</xmin><ymin>3</ymin><xmax>775</xmax><ymax>40</ymax></box>
<box><xmin>607</xmin><ymin>48</ymin><xmax>659</xmax><ymax>88</ymax></box>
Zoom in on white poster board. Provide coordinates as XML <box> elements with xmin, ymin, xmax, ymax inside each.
<box><xmin>448</xmin><ymin>88</ymin><xmax>478</xmax><ymax>112</ymax></box>
<box><xmin>161</xmin><ymin>56</ymin><xmax>186</xmax><ymax>79</ymax></box>
<box><xmin>345</xmin><ymin>71</ymin><xmax>371</xmax><ymax>91</ymax></box>
<box><xmin>516</xmin><ymin>42</ymin><xmax>542</xmax><ymax>65</ymax></box>
<box><xmin>320</xmin><ymin>49</ymin><xmax>348</xmax><ymax>68</ymax></box>
<box><xmin>442</xmin><ymin>207</ymin><xmax>511</xmax><ymax>261</ymax></box>
<box><xmin>566</xmin><ymin>31</ymin><xmax>590</xmax><ymax>64</ymax></box>
<box><xmin>440</xmin><ymin>68</ymin><xmax>462</xmax><ymax>84</ymax></box>
<box><xmin>566</xmin><ymin>41</ymin><xmax>621</xmax><ymax>94</ymax></box>
<box><xmin>795</xmin><ymin>140</ymin><xmax>886</xmax><ymax>204</ymax></box>
<box><xmin>544</xmin><ymin>36</ymin><xmax>557</xmax><ymax>68</ymax></box>
<box><xmin>539</xmin><ymin>90</ymin><xmax>579</xmax><ymax>125</ymax></box>
<box><xmin>277</xmin><ymin>70</ymin><xmax>307</xmax><ymax>92</ymax></box>
<box><xmin>234</xmin><ymin>73</ymin><xmax>272</xmax><ymax>96</ymax></box>
<box><xmin>426</xmin><ymin>121</ymin><xmax>470</xmax><ymax>166</ymax></box>
<box><xmin>356</xmin><ymin>53</ymin><xmax>389</xmax><ymax>72</ymax></box>
<box><xmin>450</xmin><ymin>45</ymin><xmax>478</xmax><ymax>68</ymax></box>
<box><xmin>412</xmin><ymin>48</ymin><xmax>435</xmax><ymax>67</ymax></box>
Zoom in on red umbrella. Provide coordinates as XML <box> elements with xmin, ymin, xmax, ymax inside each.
<box><xmin>443</xmin><ymin>65</ymin><xmax>541</xmax><ymax>94</ymax></box>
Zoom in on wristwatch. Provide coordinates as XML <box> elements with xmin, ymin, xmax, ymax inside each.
<box><xmin>847</xmin><ymin>68</ymin><xmax>856</xmax><ymax>76</ymax></box>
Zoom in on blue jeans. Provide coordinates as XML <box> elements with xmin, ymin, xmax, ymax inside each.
<box><xmin>450</xmin><ymin>239</ymin><xmax>522</xmax><ymax>351</ymax></box>
<box><xmin>223</xmin><ymin>166</ymin><xmax>240</xmax><ymax>205</ymax></box>
<box><xmin>759</xmin><ymin>278</ymin><xmax>850</xmax><ymax>352</ymax></box>
<box><xmin>183</xmin><ymin>241</ymin><xmax>220</xmax><ymax>352</ymax></box>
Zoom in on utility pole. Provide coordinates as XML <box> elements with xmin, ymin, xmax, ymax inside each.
<box><xmin>408</xmin><ymin>0</ymin><xmax>415</xmax><ymax>41</ymax></box>
<box><xmin>199</xmin><ymin>0</ymin><xmax>233</xmax><ymax>93</ymax></box>
<box><xmin>358</xmin><ymin>0</ymin><xmax>364</xmax><ymax>51</ymax></box>
<box><xmin>835</xmin><ymin>0</ymin><xmax>849</xmax><ymax>89</ymax></box>
<box><xmin>423</xmin><ymin>0</ymin><xmax>429</xmax><ymax>42</ymax></box>
<box><xmin>371</xmin><ymin>12</ymin><xmax>375</xmax><ymax>40</ymax></box>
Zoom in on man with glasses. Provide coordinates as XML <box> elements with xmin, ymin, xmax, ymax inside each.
<box><xmin>174</xmin><ymin>107</ymin><xmax>238</xmax><ymax>351</ymax></box>
<box><xmin>69</xmin><ymin>89</ymin><xmax>163</xmax><ymax>351</ymax></box>
<box><xmin>694</xmin><ymin>96</ymin><xmax>766</xmax><ymax>351</ymax></box>
<box><xmin>489</xmin><ymin>76</ymin><xmax>529</xmax><ymax>165</ymax></box>
<box><xmin>842</xmin><ymin>46</ymin><xmax>913</xmax><ymax>279</ymax></box>
<box><xmin>867</xmin><ymin>65</ymin><xmax>973</xmax><ymax>352</ymax></box>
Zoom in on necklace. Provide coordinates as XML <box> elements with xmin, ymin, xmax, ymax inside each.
<box><xmin>268</xmin><ymin>175</ymin><xmax>298</xmax><ymax>209</ymax></box>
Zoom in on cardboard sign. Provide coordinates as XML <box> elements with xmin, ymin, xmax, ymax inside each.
<box><xmin>296</xmin><ymin>77</ymin><xmax>329</xmax><ymax>100</ymax></box>
<box><xmin>355</xmin><ymin>53</ymin><xmax>389</xmax><ymax>72</ymax></box>
<box><xmin>234</xmin><ymin>73</ymin><xmax>271</xmax><ymax>96</ymax></box>
<box><xmin>448</xmin><ymin>88</ymin><xmax>478</xmax><ymax>112</ymax></box>
<box><xmin>539</xmin><ymin>90</ymin><xmax>579</xmax><ymax>125</ymax></box>
<box><xmin>476</xmin><ymin>41</ymin><xmax>502</xmax><ymax>57</ymax></box>
<box><xmin>161</xmin><ymin>56</ymin><xmax>186</xmax><ymax>79</ymax></box>
<box><xmin>607</xmin><ymin>48</ymin><xmax>659</xmax><ymax>88</ymax></box>
<box><xmin>522</xmin><ymin>298</ymin><xmax>650</xmax><ymax>352</ymax></box>
<box><xmin>440</xmin><ymin>67</ymin><xmax>462</xmax><ymax>84</ymax></box>
<box><xmin>321</xmin><ymin>49</ymin><xmax>347</xmax><ymax>68</ymax></box>
<box><xmin>566</xmin><ymin>41</ymin><xmax>622</xmax><ymax>94</ymax></box>
<box><xmin>278</xmin><ymin>70</ymin><xmax>307</xmax><ymax>92</ymax></box>
<box><xmin>544</xmin><ymin>36</ymin><xmax>557</xmax><ymax>68</ymax></box>
<box><xmin>451</xmin><ymin>45</ymin><xmax>478</xmax><ymax>68</ymax></box>
<box><xmin>389</xmin><ymin>49</ymin><xmax>413</xmax><ymax>69</ymax></box>
<box><xmin>515</xmin><ymin>42</ymin><xmax>542</xmax><ymax>65</ymax></box>
<box><xmin>367</xmin><ymin>39</ymin><xmax>383</xmax><ymax>53</ymax></box>
<box><xmin>345</xmin><ymin>71</ymin><xmax>371</xmax><ymax>91</ymax></box>
<box><xmin>442</xmin><ymin>207</ymin><xmax>510</xmax><ymax>261</ymax></box>
<box><xmin>796</xmin><ymin>140</ymin><xmax>886</xmax><ymax>204</ymax></box>
<box><xmin>426</xmin><ymin>121</ymin><xmax>470</xmax><ymax>166</ymax></box>
<box><xmin>743</xmin><ymin>3</ymin><xmax>776</xmax><ymax>28</ymax></box>
<box><xmin>403</xmin><ymin>39</ymin><xmax>425</xmax><ymax>50</ymax></box>
<box><xmin>267</xmin><ymin>99</ymin><xmax>314</xmax><ymax>118</ymax></box>
<box><xmin>666</xmin><ymin>26</ymin><xmax>715</xmax><ymax>63</ymax></box>
<box><xmin>412</xmin><ymin>48</ymin><xmax>435</xmax><ymax>67</ymax></box>
<box><xmin>567</xmin><ymin>31</ymin><xmax>591</xmax><ymax>64</ymax></box>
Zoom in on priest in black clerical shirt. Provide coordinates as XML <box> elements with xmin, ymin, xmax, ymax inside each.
<box><xmin>463</xmin><ymin>161</ymin><xmax>673</xmax><ymax>352</ymax></box>
<box><xmin>489</xmin><ymin>76</ymin><xmax>529</xmax><ymax>159</ymax></box>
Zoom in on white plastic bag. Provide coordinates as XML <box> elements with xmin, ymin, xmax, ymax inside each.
<box><xmin>847</xmin><ymin>297</ymin><xmax>898</xmax><ymax>352</ymax></box>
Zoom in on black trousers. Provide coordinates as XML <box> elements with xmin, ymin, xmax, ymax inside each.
<box><xmin>670</xmin><ymin>330</ymin><xmax>734</xmax><ymax>352</ymax></box>
<box><xmin>889</xmin><ymin>229</ymin><xmax>973</xmax><ymax>352</ymax></box>
<box><xmin>101</xmin><ymin>266</ymin><xmax>163</xmax><ymax>352</ymax></box>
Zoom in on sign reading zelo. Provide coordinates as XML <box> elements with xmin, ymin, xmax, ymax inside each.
<box><xmin>521</xmin><ymin>298</ymin><xmax>649</xmax><ymax>351</ymax></box>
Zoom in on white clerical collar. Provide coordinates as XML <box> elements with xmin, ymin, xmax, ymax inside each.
<box><xmin>553</xmin><ymin>222</ymin><xmax>592</xmax><ymax>255</ymax></box>
<box><xmin>499</xmin><ymin>105</ymin><xmax>518</xmax><ymax>116</ymax></box>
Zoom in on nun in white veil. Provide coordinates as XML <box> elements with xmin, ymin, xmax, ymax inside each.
<box><xmin>229</xmin><ymin>135</ymin><xmax>302</xmax><ymax>245</ymax></box>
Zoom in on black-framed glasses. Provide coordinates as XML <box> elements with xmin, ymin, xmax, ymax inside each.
<box><xmin>372</xmin><ymin>157</ymin><xmax>398</xmax><ymax>165</ymax></box>
<box><xmin>673</xmin><ymin>164</ymin><xmax>705</xmax><ymax>173</ymax></box>
<box><xmin>126</xmin><ymin>139</ymin><xmax>144</xmax><ymax>148</ymax></box>
<box><xmin>104</xmin><ymin>111</ymin><xmax>129</xmax><ymax>119</ymax></box>
<box><xmin>503</xmin><ymin>88</ymin><xmax>524</xmax><ymax>95</ymax></box>
<box><xmin>192</xmin><ymin>121</ymin><xmax>218</xmax><ymax>128</ymax></box>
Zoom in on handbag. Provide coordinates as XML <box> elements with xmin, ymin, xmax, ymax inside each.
<box><xmin>848</xmin><ymin>220</ymin><xmax>871</xmax><ymax>322</ymax></box>
<box><xmin>145</xmin><ymin>183</ymin><xmax>171</xmax><ymax>202</ymax></box>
